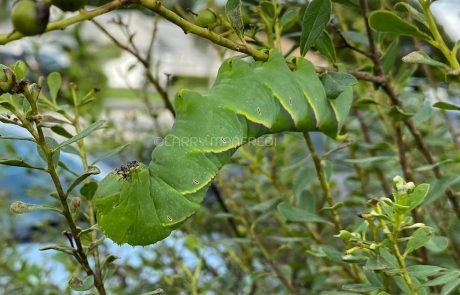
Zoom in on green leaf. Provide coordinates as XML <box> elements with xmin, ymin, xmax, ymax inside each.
<box><xmin>369</xmin><ymin>10</ymin><xmax>432</xmax><ymax>40</ymax></box>
<box><xmin>54</xmin><ymin>120</ymin><xmax>105</xmax><ymax>151</ymax></box>
<box><xmin>47</xmin><ymin>72</ymin><xmax>62</xmax><ymax>102</ymax></box>
<box><xmin>393</xmin><ymin>276</ymin><xmax>411</xmax><ymax>293</ymax></box>
<box><xmin>90</xmin><ymin>143</ymin><xmax>129</xmax><ymax>165</ymax></box>
<box><xmin>13</xmin><ymin>61</ymin><xmax>27</xmax><ymax>80</ymax></box>
<box><xmin>343</xmin><ymin>156</ymin><xmax>396</xmax><ymax>164</ymax></box>
<box><xmin>250</xmin><ymin>198</ymin><xmax>279</xmax><ymax>212</ymax></box>
<box><xmin>407</xmin><ymin>265</ymin><xmax>447</xmax><ymax>278</ymax></box>
<box><xmin>433</xmin><ymin>101</ymin><xmax>460</xmax><ymax>111</ymax></box>
<box><xmin>0</xmin><ymin>100</ymin><xmax>18</xmax><ymax>113</ymax></box>
<box><xmin>380</xmin><ymin>248</ymin><xmax>399</xmax><ymax>269</ymax></box>
<box><xmin>365</xmin><ymin>256</ymin><xmax>391</xmax><ymax>271</ymax></box>
<box><xmin>300</xmin><ymin>0</ymin><xmax>331</xmax><ymax>56</ymax></box>
<box><xmin>61</xmin><ymin>144</ymin><xmax>81</xmax><ymax>156</ymax></box>
<box><xmin>0</xmin><ymin>159</ymin><xmax>45</xmax><ymax>170</ymax></box>
<box><xmin>277</xmin><ymin>201</ymin><xmax>328</xmax><ymax>223</ymax></box>
<box><xmin>380</xmin><ymin>38</ymin><xmax>400</xmax><ymax>74</ymax></box>
<box><xmin>402</xmin><ymin>51</ymin><xmax>449</xmax><ymax>69</ymax></box>
<box><xmin>425</xmin><ymin>176</ymin><xmax>460</xmax><ymax>204</ymax></box>
<box><xmin>441</xmin><ymin>277</ymin><xmax>460</xmax><ymax>295</ymax></box>
<box><xmin>315</xmin><ymin>30</ymin><xmax>337</xmax><ymax>63</ymax></box>
<box><xmin>388</xmin><ymin>106</ymin><xmax>414</xmax><ymax>121</ymax></box>
<box><xmin>332</xmin><ymin>0</ymin><xmax>358</xmax><ymax>8</ymax></box>
<box><xmin>225</xmin><ymin>0</ymin><xmax>244</xmax><ymax>37</ymax></box>
<box><xmin>320</xmin><ymin>72</ymin><xmax>357</xmax><ymax>99</ymax></box>
<box><xmin>0</xmin><ymin>134</ymin><xmax>35</xmax><ymax>142</ymax></box>
<box><xmin>425</xmin><ymin>236</ymin><xmax>449</xmax><ymax>253</ymax></box>
<box><xmin>141</xmin><ymin>289</ymin><xmax>166</xmax><ymax>295</ymax></box>
<box><xmin>268</xmin><ymin>236</ymin><xmax>308</xmax><ymax>243</ymax></box>
<box><xmin>296</xmin><ymin>189</ymin><xmax>316</xmax><ymax>212</ymax></box>
<box><xmin>66</xmin><ymin>166</ymin><xmax>101</xmax><ymax>195</ymax></box>
<box><xmin>424</xmin><ymin>270</ymin><xmax>460</xmax><ymax>287</ymax></box>
<box><xmin>37</xmin><ymin>137</ymin><xmax>60</xmax><ymax>168</ymax></box>
<box><xmin>406</xmin><ymin>183</ymin><xmax>429</xmax><ymax>210</ymax></box>
<box><xmin>58</xmin><ymin>161</ymin><xmax>79</xmax><ymax>177</ymax></box>
<box><xmin>320</xmin><ymin>245</ymin><xmax>345</xmax><ymax>263</ymax></box>
<box><xmin>365</xmin><ymin>271</ymin><xmax>384</xmax><ymax>288</ymax></box>
<box><xmin>405</xmin><ymin>227</ymin><xmax>433</xmax><ymax>256</ymax></box>
<box><xmin>50</xmin><ymin>125</ymin><xmax>73</xmax><ymax>138</ymax></box>
<box><xmin>342</xmin><ymin>284</ymin><xmax>380</xmax><ymax>292</ymax></box>
<box><xmin>260</xmin><ymin>1</ymin><xmax>275</xmax><ymax>20</ymax></box>
<box><xmin>77</xmin><ymin>88</ymin><xmax>99</xmax><ymax>107</ymax></box>
<box><xmin>342</xmin><ymin>31</ymin><xmax>369</xmax><ymax>46</ymax></box>
<box><xmin>80</xmin><ymin>181</ymin><xmax>98</xmax><ymax>201</ymax></box>
<box><xmin>393</xmin><ymin>2</ymin><xmax>428</xmax><ymax>28</ymax></box>
<box><xmin>280</xmin><ymin>7</ymin><xmax>300</xmax><ymax>32</ymax></box>
<box><xmin>68</xmin><ymin>276</ymin><xmax>94</xmax><ymax>292</ymax></box>
<box><xmin>415</xmin><ymin>159</ymin><xmax>456</xmax><ymax>172</ymax></box>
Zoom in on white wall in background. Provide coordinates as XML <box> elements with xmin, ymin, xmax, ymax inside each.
<box><xmin>431</xmin><ymin>0</ymin><xmax>460</xmax><ymax>42</ymax></box>
<box><xmin>83</xmin><ymin>11</ymin><xmax>223</xmax><ymax>89</ymax></box>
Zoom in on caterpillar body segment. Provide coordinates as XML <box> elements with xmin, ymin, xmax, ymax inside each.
<box><xmin>95</xmin><ymin>51</ymin><xmax>354</xmax><ymax>246</ymax></box>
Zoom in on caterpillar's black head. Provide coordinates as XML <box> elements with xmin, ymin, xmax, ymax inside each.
<box><xmin>114</xmin><ymin>160</ymin><xmax>140</xmax><ymax>180</ymax></box>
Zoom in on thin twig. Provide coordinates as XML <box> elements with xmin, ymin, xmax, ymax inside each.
<box><xmin>139</xmin><ymin>0</ymin><xmax>268</xmax><ymax>61</ymax></box>
<box><xmin>354</xmin><ymin>110</ymin><xmax>391</xmax><ymax>195</ymax></box>
<box><xmin>0</xmin><ymin>0</ymin><xmax>136</xmax><ymax>45</ymax></box>
<box><xmin>303</xmin><ymin>133</ymin><xmax>341</xmax><ymax>231</ymax></box>
<box><xmin>91</xmin><ymin>18</ymin><xmax>175</xmax><ymax>116</ymax></box>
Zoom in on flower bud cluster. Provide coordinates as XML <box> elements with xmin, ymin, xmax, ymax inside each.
<box><xmin>392</xmin><ymin>175</ymin><xmax>415</xmax><ymax>198</ymax></box>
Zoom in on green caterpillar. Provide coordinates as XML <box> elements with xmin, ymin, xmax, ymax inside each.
<box><xmin>94</xmin><ymin>51</ymin><xmax>354</xmax><ymax>246</ymax></box>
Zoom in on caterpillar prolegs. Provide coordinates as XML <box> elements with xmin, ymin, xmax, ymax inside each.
<box><xmin>94</xmin><ymin>51</ymin><xmax>354</xmax><ymax>246</ymax></box>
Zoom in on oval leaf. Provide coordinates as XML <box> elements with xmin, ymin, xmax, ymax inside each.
<box><xmin>405</xmin><ymin>227</ymin><xmax>433</xmax><ymax>256</ymax></box>
<box><xmin>67</xmin><ymin>166</ymin><xmax>101</xmax><ymax>195</ymax></box>
<box><xmin>425</xmin><ymin>236</ymin><xmax>449</xmax><ymax>253</ymax></box>
<box><xmin>54</xmin><ymin>120</ymin><xmax>105</xmax><ymax>151</ymax></box>
<box><xmin>68</xmin><ymin>276</ymin><xmax>94</xmax><ymax>292</ymax></box>
<box><xmin>47</xmin><ymin>72</ymin><xmax>62</xmax><ymax>102</ymax></box>
<box><xmin>320</xmin><ymin>72</ymin><xmax>358</xmax><ymax>99</ymax></box>
<box><xmin>406</xmin><ymin>183</ymin><xmax>429</xmax><ymax>210</ymax></box>
<box><xmin>0</xmin><ymin>159</ymin><xmax>45</xmax><ymax>170</ymax></box>
<box><xmin>277</xmin><ymin>201</ymin><xmax>328</xmax><ymax>223</ymax></box>
<box><xmin>315</xmin><ymin>30</ymin><xmax>337</xmax><ymax>63</ymax></box>
<box><xmin>433</xmin><ymin>101</ymin><xmax>460</xmax><ymax>112</ymax></box>
<box><xmin>407</xmin><ymin>265</ymin><xmax>447</xmax><ymax>278</ymax></box>
<box><xmin>80</xmin><ymin>181</ymin><xmax>98</xmax><ymax>201</ymax></box>
<box><xmin>225</xmin><ymin>0</ymin><xmax>244</xmax><ymax>37</ymax></box>
<box><xmin>402</xmin><ymin>51</ymin><xmax>449</xmax><ymax>69</ymax></box>
<box><xmin>300</xmin><ymin>0</ymin><xmax>331</xmax><ymax>56</ymax></box>
<box><xmin>424</xmin><ymin>270</ymin><xmax>460</xmax><ymax>287</ymax></box>
<box><xmin>369</xmin><ymin>10</ymin><xmax>432</xmax><ymax>40</ymax></box>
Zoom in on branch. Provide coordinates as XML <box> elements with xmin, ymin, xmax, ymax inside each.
<box><xmin>92</xmin><ymin>18</ymin><xmax>175</xmax><ymax>116</ymax></box>
<box><xmin>304</xmin><ymin>133</ymin><xmax>341</xmax><ymax>231</ymax></box>
<box><xmin>139</xmin><ymin>0</ymin><xmax>268</xmax><ymax>61</ymax></box>
<box><xmin>0</xmin><ymin>0</ymin><xmax>136</xmax><ymax>45</ymax></box>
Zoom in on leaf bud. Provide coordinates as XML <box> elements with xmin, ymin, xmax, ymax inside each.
<box><xmin>195</xmin><ymin>9</ymin><xmax>217</xmax><ymax>28</ymax></box>
<box><xmin>334</xmin><ymin>230</ymin><xmax>353</xmax><ymax>242</ymax></box>
<box><xmin>10</xmin><ymin>201</ymin><xmax>28</xmax><ymax>214</ymax></box>
<box><xmin>0</xmin><ymin>65</ymin><xmax>16</xmax><ymax>94</ymax></box>
<box><xmin>71</xmin><ymin>197</ymin><xmax>81</xmax><ymax>212</ymax></box>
